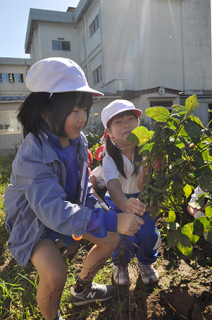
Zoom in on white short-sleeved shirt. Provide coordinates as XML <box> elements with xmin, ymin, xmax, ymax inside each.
<box><xmin>103</xmin><ymin>153</ymin><xmax>141</xmax><ymax>194</ymax></box>
<box><xmin>91</xmin><ymin>165</ymin><xmax>106</xmax><ymax>189</ymax></box>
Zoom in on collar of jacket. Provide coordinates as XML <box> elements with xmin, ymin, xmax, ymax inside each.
<box><xmin>39</xmin><ymin>130</ymin><xmax>88</xmax><ymax>164</ymax></box>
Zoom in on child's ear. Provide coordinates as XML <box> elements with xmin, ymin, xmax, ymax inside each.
<box><xmin>106</xmin><ymin>128</ymin><xmax>114</xmax><ymax>140</ymax></box>
<box><xmin>137</xmin><ymin>118</ymin><xmax>140</xmax><ymax>126</ymax></box>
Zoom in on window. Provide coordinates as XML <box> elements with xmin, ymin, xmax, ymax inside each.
<box><xmin>0</xmin><ymin>111</ymin><xmax>21</xmax><ymax>134</ymax></box>
<box><xmin>89</xmin><ymin>15</ymin><xmax>99</xmax><ymax>38</ymax></box>
<box><xmin>92</xmin><ymin>65</ymin><xmax>102</xmax><ymax>85</ymax></box>
<box><xmin>52</xmin><ymin>40</ymin><xmax>71</xmax><ymax>51</ymax></box>
<box><xmin>14</xmin><ymin>74</ymin><xmax>24</xmax><ymax>83</ymax></box>
<box><xmin>150</xmin><ymin>101</ymin><xmax>173</xmax><ymax>112</ymax></box>
<box><xmin>0</xmin><ymin>73</ymin><xmax>23</xmax><ymax>83</ymax></box>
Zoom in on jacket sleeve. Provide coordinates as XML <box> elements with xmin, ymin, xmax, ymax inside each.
<box><xmin>8</xmin><ymin>154</ymin><xmax>117</xmax><ymax>238</ymax></box>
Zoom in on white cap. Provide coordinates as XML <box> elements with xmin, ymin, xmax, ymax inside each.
<box><xmin>26</xmin><ymin>57</ymin><xmax>104</xmax><ymax>97</ymax></box>
<box><xmin>101</xmin><ymin>99</ymin><xmax>142</xmax><ymax>128</ymax></box>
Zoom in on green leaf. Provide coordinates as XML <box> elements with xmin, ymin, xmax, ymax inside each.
<box><xmin>145</xmin><ymin>107</ymin><xmax>170</xmax><ymax>122</ymax></box>
<box><xmin>168</xmin><ymin>210</ymin><xmax>176</xmax><ymax>222</ymax></box>
<box><xmin>167</xmin><ymin>228</ymin><xmax>191</xmax><ymax>249</ymax></box>
<box><xmin>198</xmin><ymin>216</ymin><xmax>211</xmax><ymax>227</ymax></box>
<box><xmin>178</xmin><ymin>126</ymin><xmax>189</xmax><ymax>139</ymax></box>
<box><xmin>167</xmin><ymin>117</ymin><xmax>180</xmax><ymax>130</ymax></box>
<box><xmin>167</xmin><ymin>230</ymin><xmax>181</xmax><ymax>247</ymax></box>
<box><xmin>183</xmin><ymin>184</ymin><xmax>192</xmax><ymax>198</ymax></box>
<box><xmin>180</xmin><ymin>223</ymin><xmax>194</xmax><ymax>243</ymax></box>
<box><xmin>203</xmin><ymin>230</ymin><xmax>212</xmax><ymax>243</ymax></box>
<box><xmin>198</xmin><ymin>175</ymin><xmax>212</xmax><ymax>192</ymax></box>
<box><xmin>150</xmin><ymin>206</ymin><xmax>158</xmax><ymax>220</ymax></box>
<box><xmin>171</xmin><ymin>105</ymin><xmax>186</xmax><ymax>115</ymax></box>
<box><xmin>139</xmin><ymin>142</ymin><xmax>154</xmax><ymax>154</ymax></box>
<box><xmin>164</xmin><ymin>221</ymin><xmax>180</xmax><ymax>230</ymax></box>
<box><xmin>179</xmin><ymin>232</ymin><xmax>192</xmax><ymax>247</ymax></box>
<box><xmin>201</xmin><ymin>148</ymin><xmax>212</xmax><ymax>162</ymax></box>
<box><xmin>183</xmin><ymin>119</ymin><xmax>202</xmax><ymax>144</ymax></box>
<box><xmin>128</xmin><ymin>126</ymin><xmax>154</xmax><ymax>146</ymax></box>
<box><xmin>154</xmin><ymin>173</ymin><xmax>167</xmax><ymax>189</ymax></box>
<box><xmin>185</xmin><ymin>95</ymin><xmax>199</xmax><ymax>116</ymax></box>
<box><xmin>177</xmin><ymin>242</ymin><xmax>193</xmax><ymax>258</ymax></box>
<box><xmin>127</xmin><ymin>132</ymin><xmax>139</xmax><ymax>145</ymax></box>
<box><xmin>190</xmin><ymin>234</ymin><xmax>200</xmax><ymax>246</ymax></box>
<box><xmin>176</xmin><ymin>189</ymin><xmax>183</xmax><ymax>205</ymax></box>
<box><xmin>166</xmin><ymin>144</ymin><xmax>182</xmax><ymax>161</ymax></box>
<box><xmin>193</xmin><ymin>219</ymin><xmax>204</xmax><ymax>236</ymax></box>
<box><xmin>175</xmin><ymin>139</ymin><xmax>185</xmax><ymax>150</ymax></box>
<box><xmin>176</xmin><ymin>226</ymin><xmax>193</xmax><ymax>257</ymax></box>
<box><xmin>205</xmin><ymin>206</ymin><xmax>212</xmax><ymax>218</ymax></box>
<box><xmin>190</xmin><ymin>114</ymin><xmax>204</xmax><ymax>128</ymax></box>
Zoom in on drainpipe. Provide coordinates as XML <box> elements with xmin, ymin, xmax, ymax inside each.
<box><xmin>82</xmin><ymin>18</ymin><xmax>88</xmax><ymax>78</ymax></box>
<box><xmin>180</xmin><ymin>0</ymin><xmax>185</xmax><ymax>94</ymax></box>
<box><xmin>97</xmin><ymin>0</ymin><xmax>105</xmax><ymax>84</ymax></box>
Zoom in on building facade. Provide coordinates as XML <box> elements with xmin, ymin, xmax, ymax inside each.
<box><xmin>1</xmin><ymin>0</ymin><xmax>212</xmax><ymax>153</ymax></box>
<box><xmin>0</xmin><ymin>58</ymin><xmax>31</xmax><ymax>154</ymax></box>
<box><xmin>24</xmin><ymin>0</ymin><xmax>212</xmax><ymax>127</ymax></box>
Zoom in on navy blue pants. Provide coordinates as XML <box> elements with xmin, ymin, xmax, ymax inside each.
<box><xmin>105</xmin><ymin>193</ymin><xmax>160</xmax><ymax>266</ymax></box>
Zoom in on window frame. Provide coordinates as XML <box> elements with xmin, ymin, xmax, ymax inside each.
<box><xmin>0</xmin><ymin>110</ymin><xmax>21</xmax><ymax>134</ymax></box>
<box><xmin>89</xmin><ymin>15</ymin><xmax>99</xmax><ymax>38</ymax></box>
<box><xmin>92</xmin><ymin>65</ymin><xmax>102</xmax><ymax>86</ymax></box>
<box><xmin>52</xmin><ymin>40</ymin><xmax>71</xmax><ymax>51</ymax></box>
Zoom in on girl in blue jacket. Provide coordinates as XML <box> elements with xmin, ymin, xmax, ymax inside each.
<box><xmin>4</xmin><ymin>58</ymin><xmax>145</xmax><ymax>320</ymax></box>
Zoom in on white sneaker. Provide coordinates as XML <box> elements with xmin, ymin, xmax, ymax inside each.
<box><xmin>113</xmin><ymin>264</ymin><xmax>130</xmax><ymax>286</ymax></box>
<box><xmin>138</xmin><ymin>262</ymin><xmax>159</xmax><ymax>285</ymax></box>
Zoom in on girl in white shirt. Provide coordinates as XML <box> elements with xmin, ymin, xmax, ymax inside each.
<box><xmin>101</xmin><ymin>100</ymin><xmax>161</xmax><ymax>286</ymax></box>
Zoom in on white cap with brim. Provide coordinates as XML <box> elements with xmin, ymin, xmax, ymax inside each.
<box><xmin>101</xmin><ymin>99</ymin><xmax>142</xmax><ymax>128</ymax></box>
<box><xmin>26</xmin><ymin>57</ymin><xmax>104</xmax><ymax>97</ymax></box>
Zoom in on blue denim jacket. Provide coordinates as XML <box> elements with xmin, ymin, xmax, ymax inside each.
<box><xmin>4</xmin><ymin>131</ymin><xmax>107</xmax><ymax>267</ymax></box>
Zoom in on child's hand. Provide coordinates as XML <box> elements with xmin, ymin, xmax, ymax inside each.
<box><xmin>125</xmin><ymin>198</ymin><xmax>146</xmax><ymax>216</ymax></box>
<box><xmin>117</xmin><ymin>213</ymin><xmax>144</xmax><ymax>236</ymax></box>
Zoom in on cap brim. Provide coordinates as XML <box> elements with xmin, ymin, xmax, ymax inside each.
<box><xmin>106</xmin><ymin>108</ymin><xmax>142</xmax><ymax>127</ymax></box>
<box><xmin>27</xmin><ymin>83</ymin><xmax>104</xmax><ymax>97</ymax></box>
<box><xmin>54</xmin><ymin>85</ymin><xmax>104</xmax><ymax>97</ymax></box>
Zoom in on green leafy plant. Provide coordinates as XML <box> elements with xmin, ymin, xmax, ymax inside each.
<box><xmin>128</xmin><ymin>95</ymin><xmax>212</xmax><ymax>257</ymax></box>
<box><xmin>0</xmin><ymin>154</ymin><xmax>15</xmax><ymax>193</ymax></box>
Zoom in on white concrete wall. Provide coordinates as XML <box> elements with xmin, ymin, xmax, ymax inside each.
<box><xmin>98</xmin><ymin>0</ymin><xmax>211</xmax><ymax>93</ymax></box>
<box><xmin>136</xmin><ymin>0</ymin><xmax>183</xmax><ymax>90</ymax></box>
<box><xmin>182</xmin><ymin>0</ymin><xmax>212</xmax><ymax>90</ymax></box>
<box><xmin>100</xmin><ymin>0</ymin><xmax>140</xmax><ymax>90</ymax></box>
<box><xmin>30</xmin><ymin>21</ymin><xmax>81</xmax><ymax>65</ymax></box>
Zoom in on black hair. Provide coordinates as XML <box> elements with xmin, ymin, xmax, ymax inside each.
<box><xmin>106</xmin><ymin>111</ymin><xmax>142</xmax><ymax>178</ymax></box>
<box><xmin>17</xmin><ymin>91</ymin><xmax>93</xmax><ymax>138</ymax></box>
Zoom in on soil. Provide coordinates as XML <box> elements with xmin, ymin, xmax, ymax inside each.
<box><xmin>61</xmin><ymin>217</ymin><xmax>212</xmax><ymax>320</ymax></box>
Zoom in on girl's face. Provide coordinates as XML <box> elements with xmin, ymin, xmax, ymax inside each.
<box><xmin>59</xmin><ymin>106</ymin><xmax>87</xmax><ymax>148</ymax></box>
<box><xmin>107</xmin><ymin>112</ymin><xmax>139</xmax><ymax>147</ymax></box>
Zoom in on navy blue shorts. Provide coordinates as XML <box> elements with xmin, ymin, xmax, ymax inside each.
<box><xmin>43</xmin><ymin>228</ymin><xmax>75</xmax><ymax>247</ymax></box>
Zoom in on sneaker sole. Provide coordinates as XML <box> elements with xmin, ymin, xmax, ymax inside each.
<box><xmin>72</xmin><ymin>295</ymin><xmax>113</xmax><ymax>306</ymax></box>
<box><xmin>141</xmin><ymin>277</ymin><xmax>158</xmax><ymax>285</ymax></box>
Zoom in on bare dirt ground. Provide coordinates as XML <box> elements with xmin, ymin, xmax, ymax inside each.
<box><xmin>63</xmin><ymin>217</ymin><xmax>212</xmax><ymax>320</ymax></box>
